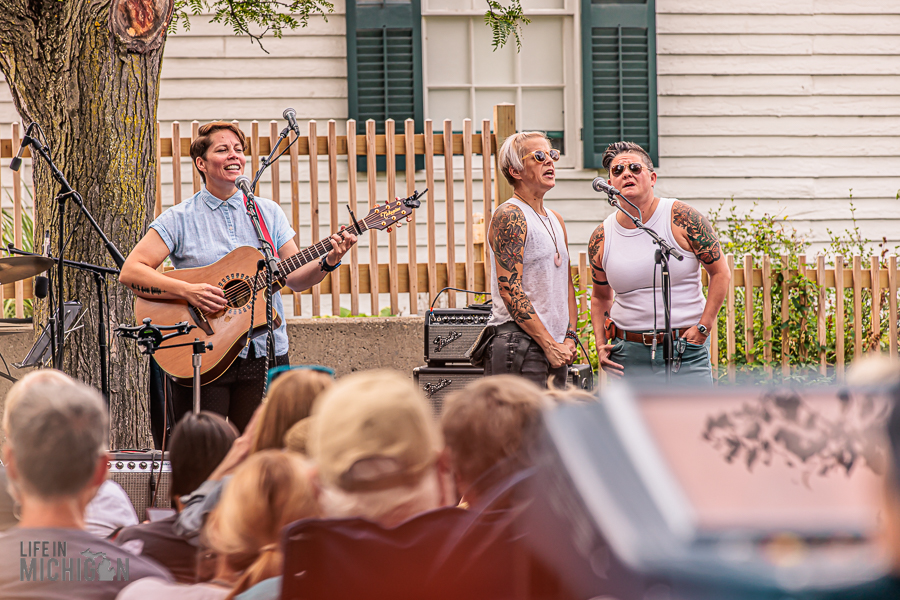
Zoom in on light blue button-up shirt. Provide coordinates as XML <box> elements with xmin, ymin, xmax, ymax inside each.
<box><xmin>150</xmin><ymin>187</ymin><xmax>296</xmax><ymax>358</ymax></box>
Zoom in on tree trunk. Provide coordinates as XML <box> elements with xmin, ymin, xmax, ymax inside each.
<box><xmin>0</xmin><ymin>1</ymin><xmax>165</xmax><ymax>448</ymax></box>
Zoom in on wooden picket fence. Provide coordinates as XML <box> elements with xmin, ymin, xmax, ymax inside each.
<box><xmin>1</xmin><ymin>108</ymin><xmax>898</xmax><ymax>381</ymax></box>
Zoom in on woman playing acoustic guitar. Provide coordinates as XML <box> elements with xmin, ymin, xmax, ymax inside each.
<box><xmin>120</xmin><ymin>121</ymin><xmax>356</xmax><ymax>431</ymax></box>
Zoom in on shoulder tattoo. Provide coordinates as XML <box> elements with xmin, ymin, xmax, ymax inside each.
<box><xmin>672</xmin><ymin>202</ymin><xmax>722</xmax><ymax>265</ymax></box>
<box><xmin>489</xmin><ymin>203</ymin><xmax>527</xmax><ymax>273</ymax></box>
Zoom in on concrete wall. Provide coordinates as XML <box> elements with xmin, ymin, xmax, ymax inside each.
<box><xmin>0</xmin><ymin>317</ymin><xmax>429</xmax><ymax>421</ymax></box>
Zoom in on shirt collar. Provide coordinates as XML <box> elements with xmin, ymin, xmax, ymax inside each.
<box><xmin>201</xmin><ymin>187</ymin><xmax>245</xmax><ymax>211</ymax></box>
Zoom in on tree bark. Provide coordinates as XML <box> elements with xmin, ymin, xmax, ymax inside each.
<box><xmin>0</xmin><ymin>0</ymin><xmax>166</xmax><ymax>448</ymax></box>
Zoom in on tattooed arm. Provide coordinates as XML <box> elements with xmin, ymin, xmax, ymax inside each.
<box><xmin>588</xmin><ymin>223</ymin><xmax>624</xmax><ymax>375</ymax></box>
<box><xmin>489</xmin><ymin>204</ymin><xmax>574</xmax><ymax>368</ymax></box>
<box><xmin>119</xmin><ymin>229</ymin><xmax>227</xmax><ymax>313</ymax></box>
<box><xmin>671</xmin><ymin>201</ymin><xmax>731</xmax><ymax>344</ymax></box>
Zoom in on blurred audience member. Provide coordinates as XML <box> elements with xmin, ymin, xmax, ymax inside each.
<box><xmin>251</xmin><ymin>369</ymin><xmax>332</xmax><ymax>453</ymax></box>
<box><xmin>0</xmin><ymin>370</ymin><xmax>171</xmax><ymax>599</ymax></box>
<box><xmin>0</xmin><ymin>465</ymin><xmax>18</xmax><ymax>531</ymax></box>
<box><xmin>85</xmin><ymin>479</ymin><xmax>139</xmax><ymax>539</ymax></box>
<box><xmin>283</xmin><ymin>416</ymin><xmax>314</xmax><ymax>456</ymax></box>
<box><xmin>441</xmin><ymin>376</ymin><xmax>547</xmax><ymax>507</ymax></box>
<box><xmin>310</xmin><ymin>369</ymin><xmax>451</xmax><ymax>526</ymax></box>
<box><xmin>117</xmin><ymin>412</ymin><xmax>238</xmax><ymax>583</ymax></box>
<box><xmin>118</xmin><ymin>451</ymin><xmax>318</xmax><ymax>600</ymax></box>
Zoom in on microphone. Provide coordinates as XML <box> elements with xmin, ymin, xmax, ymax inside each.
<box><xmin>235</xmin><ymin>175</ymin><xmax>254</xmax><ymax>199</ymax></box>
<box><xmin>283</xmin><ymin>108</ymin><xmax>300</xmax><ymax>135</ymax></box>
<box><xmin>34</xmin><ymin>276</ymin><xmax>49</xmax><ymax>299</ymax></box>
<box><xmin>10</xmin><ymin>129</ymin><xmax>32</xmax><ymax>172</ymax></box>
<box><xmin>592</xmin><ymin>177</ymin><xmax>619</xmax><ymax>196</ymax></box>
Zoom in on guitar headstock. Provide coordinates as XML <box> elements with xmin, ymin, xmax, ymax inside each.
<box><xmin>363</xmin><ymin>189</ymin><xmax>426</xmax><ymax>231</ymax></box>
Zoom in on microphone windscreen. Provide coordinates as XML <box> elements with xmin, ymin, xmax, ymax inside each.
<box><xmin>34</xmin><ymin>275</ymin><xmax>49</xmax><ymax>299</ymax></box>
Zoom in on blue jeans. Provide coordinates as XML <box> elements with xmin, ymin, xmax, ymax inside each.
<box><xmin>608</xmin><ymin>334</ymin><xmax>712</xmax><ymax>384</ymax></box>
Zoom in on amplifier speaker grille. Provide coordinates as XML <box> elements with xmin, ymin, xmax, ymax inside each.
<box><xmin>424</xmin><ymin>309</ymin><xmax>490</xmax><ymax>365</ymax></box>
<box><xmin>414</xmin><ymin>366</ymin><xmax>485</xmax><ymax>418</ymax></box>
<box><xmin>108</xmin><ymin>452</ymin><xmax>172</xmax><ymax>521</ymax></box>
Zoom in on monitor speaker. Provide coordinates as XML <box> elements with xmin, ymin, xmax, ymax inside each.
<box><xmin>108</xmin><ymin>451</ymin><xmax>171</xmax><ymax>521</ymax></box>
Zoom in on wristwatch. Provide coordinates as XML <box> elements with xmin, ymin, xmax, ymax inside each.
<box><xmin>697</xmin><ymin>323</ymin><xmax>709</xmax><ymax>337</ymax></box>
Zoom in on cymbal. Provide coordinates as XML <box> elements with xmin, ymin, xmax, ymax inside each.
<box><xmin>0</xmin><ymin>256</ymin><xmax>54</xmax><ymax>284</ymax></box>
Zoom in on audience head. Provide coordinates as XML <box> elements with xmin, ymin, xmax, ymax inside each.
<box><xmin>2</xmin><ymin>370</ymin><xmax>108</xmax><ymax>505</ymax></box>
<box><xmin>283</xmin><ymin>416</ymin><xmax>315</xmax><ymax>456</ymax></box>
<box><xmin>204</xmin><ymin>450</ymin><xmax>318</xmax><ymax>598</ymax></box>
<box><xmin>169</xmin><ymin>411</ymin><xmax>239</xmax><ymax>505</ymax></box>
<box><xmin>251</xmin><ymin>369</ymin><xmax>332</xmax><ymax>453</ymax></box>
<box><xmin>310</xmin><ymin>369</ymin><xmax>445</xmax><ymax>526</ymax></box>
<box><xmin>441</xmin><ymin>376</ymin><xmax>547</xmax><ymax>500</ymax></box>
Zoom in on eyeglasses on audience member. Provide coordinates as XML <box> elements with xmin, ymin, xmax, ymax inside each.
<box><xmin>267</xmin><ymin>364</ymin><xmax>336</xmax><ymax>386</ymax></box>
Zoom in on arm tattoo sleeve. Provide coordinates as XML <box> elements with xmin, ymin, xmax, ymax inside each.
<box><xmin>672</xmin><ymin>201</ymin><xmax>722</xmax><ymax>265</ymax></box>
<box><xmin>588</xmin><ymin>223</ymin><xmax>608</xmax><ymax>283</ymax></box>
<box><xmin>490</xmin><ymin>204</ymin><xmax>536</xmax><ymax>323</ymax></box>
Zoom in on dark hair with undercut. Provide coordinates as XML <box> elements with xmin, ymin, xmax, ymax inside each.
<box><xmin>189</xmin><ymin>121</ymin><xmax>246</xmax><ymax>184</ymax></box>
<box><xmin>601</xmin><ymin>141</ymin><xmax>655</xmax><ymax>173</ymax></box>
<box><xmin>168</xmin><ymin>411</ymin><xmax>239</xmax><ymax>501</ymax></box>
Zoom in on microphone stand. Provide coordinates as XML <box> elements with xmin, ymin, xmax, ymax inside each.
<box><xmin>8</xmin><ymin>245</ymin><xmax>119</xmax><ymax>401</ymax></box>
<box><xmin>239</xmin><ymin>121</ymin><xmax>295</xmax><ymax>375</ymax></box>
<box><xmin>23</xmin><ymin>128</ymin><xmax>126</xmax><ymax>372</ymax></box>
<box><xmin>603</xmin><ymin>188</ymin><xmax>684</xmax><ymax>381</ymax></box>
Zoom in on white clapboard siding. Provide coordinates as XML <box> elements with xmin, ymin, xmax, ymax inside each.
<box><xmin>656</xmin><ymin>0</ymin><xmax>900</xmax><ymax>246</ymax></box>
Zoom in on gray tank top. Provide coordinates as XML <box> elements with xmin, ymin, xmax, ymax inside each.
<box><xmin>488</xmin><ymin>198</ymin><xmax>570</xmax><ymax>343</ymax></box>
<box><xmin>601</xmin><ymin>197</ymin><xmax>705</xmax><ymax>331</ymax></box>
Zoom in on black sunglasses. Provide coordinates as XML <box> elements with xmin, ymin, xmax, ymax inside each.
<box><xmin>611</xmin><ymin>162</ymin><xmax>650</xmax><ymax>177</ymax></box>
<box><xmin>523</xmin><ymin>149</ymin><xmax>560</xmax><ymax>163</ymax></box>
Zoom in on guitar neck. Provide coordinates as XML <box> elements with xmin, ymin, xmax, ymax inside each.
<box><xmin>276</xmin><ymin>219</ymin><xmax>369</xmax><ymax>278</ymax></box>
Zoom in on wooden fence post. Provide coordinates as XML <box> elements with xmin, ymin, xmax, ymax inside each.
<box><xmin>835</xmin><ymin>255</ymin><xmax>845</xmax><ymax>379</ymax></box>
<box><xmin>890</xmin><ymin>255</ymin><xmax>898</xmax><ymax>359</ymax></box>
<box><xmin>492</xmin><ymin>104</ymin><xmax>515</xmax><ymax>209</ymax></box>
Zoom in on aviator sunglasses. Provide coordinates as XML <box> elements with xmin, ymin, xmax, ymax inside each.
<box><xmin>523</xmin><ymin>149</ymin><xmax>560</xmax><ymax>163</ymax></box>
<box><xmin>611</xmin><ymin>162</ymin><xmax>650</xmax><ymax>177</ymax></box>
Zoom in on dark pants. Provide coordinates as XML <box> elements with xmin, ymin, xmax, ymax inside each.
<box><xmin>484</xmin><ymin>331</ymin><xmax>567</xmax><ymax>389</ymax></box>
<box><xmin>170</xmin><ymin>350</ymin><xmax>289</xmax><ymax>433</ymax></box>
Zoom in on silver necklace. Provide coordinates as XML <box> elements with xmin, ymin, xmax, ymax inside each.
<box><xmin>515</xmin><ymin>193</ymin><xmax>562</xmax><ymax>268</ymax></box>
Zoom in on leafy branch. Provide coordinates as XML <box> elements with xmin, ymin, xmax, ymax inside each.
<box><xmin>170</xmin><ymin>0</ymin><xmax>334</xmax><ymax>53</ymax></box>
<box><xmin>484</xmin><ymin>0</ymin><xmax>530</xmax><ymax>52</ymax></box>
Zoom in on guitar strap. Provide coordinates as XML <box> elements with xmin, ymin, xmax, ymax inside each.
<box><xmin>243</xmin><ymin>197</ymin><xmax>279</xmax><ymax>258</ymax></box>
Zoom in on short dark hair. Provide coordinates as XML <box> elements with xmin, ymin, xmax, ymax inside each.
<box><xmin>189</xmin><ymin>121</ymin><xmax>246</xmax><ymax>184</ymax></box>
<box><xmin>168</xmin><ymin>411</ymin><xmax>238</xmax><ymax>500</ymax></box>
<box><xmin>601</xmin><ymin>141</ymin><xmax>654</xmax><ymax>173</ymax></box>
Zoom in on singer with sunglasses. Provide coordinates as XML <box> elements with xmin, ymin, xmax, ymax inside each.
<box><xmin>120</xmin><ymin>121</ymin><xmax>358</xmax><ymax>432</ymax></box>
<box><xmin>482</xmin><ymin>132</ymin><xmax>577</xmax><ymax>389</ymax></box>
<box><xmin>588</xmin><ymin>141</ymin><xmax>730</xmax><ymax>382</ymax></box>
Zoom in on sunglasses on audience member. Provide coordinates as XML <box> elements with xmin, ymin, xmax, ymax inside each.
<box><xmin>267</xmin><ymin>364</ymin><xmax>336</xmax><ymax>386</ymax></box>
<box><xmin>523</xmin><ymin>149</ymin><xmax>560</xmax><ymax>163</ymax></box>
<box><xmin>610</xmin><ymin>162</ymin><xmax>651</xmax><ymax>177</ymax></box>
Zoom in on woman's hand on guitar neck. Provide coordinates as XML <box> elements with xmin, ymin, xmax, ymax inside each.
<box><xmin>183</xmin><ymin>282</ymin><xmax>228</xmax><ymax>313</ymax></box>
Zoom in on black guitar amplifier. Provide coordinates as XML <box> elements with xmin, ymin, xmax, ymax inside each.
<box><xmin>568</xmin><ymin>363</ymin><xmax>595</xmax><ymax>391</ymax></box>
<box><xmin>108</xmin><ymin>451</ymin><xmax>171</xmax><ymax>521</ymax></box>
<box><xmin>413</xmin><ymin>366</ymin><xmax>485</xmax><ymax>418</ymax></box>
<box><xmin>424</xmin><ymin>308</ymin><xmax>491</xmax><ymax>365</ymax></box>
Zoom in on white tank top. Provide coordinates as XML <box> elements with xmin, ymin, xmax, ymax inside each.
<box><xmin>488</xmin><ymin>198</ymin><xmax>570</xmax><ymax>343</ymax></box>
<box><xmin>601</xmin><ymin>197</ymin><xmax>706</xmax><ymax>331</ymax></box>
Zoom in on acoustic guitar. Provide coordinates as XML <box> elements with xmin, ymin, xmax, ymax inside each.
<box><xmin>135</xmin><ymin>191</ymin><xmax>424</xmax><ymax>384</ymax></box>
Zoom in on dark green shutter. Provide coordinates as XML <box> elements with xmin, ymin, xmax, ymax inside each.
<box><xmin>581</xmin><ymin>0</ymin><xmax>658</xmax><ymax>169</ymax></box>
<box><xmin>347</xmin><ymin>1</ymin><xmax>424</xmax><ymax>172</ymax></box>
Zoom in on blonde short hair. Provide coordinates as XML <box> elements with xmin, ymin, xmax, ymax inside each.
<box><xmin>497</xmin><ymin>131</ymin><xmax>550</xmax><ymax>186</ymax></box>
<box><xmin>440</xmin><ymin>376</ymin><xmax>547</xmax><ymax>487</ymax></box>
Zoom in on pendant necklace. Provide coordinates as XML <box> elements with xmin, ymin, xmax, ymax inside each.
<box><xmin>516</xmin><ymin>193</ymin><xmax>562</xmax><ymax>268</ymax></box>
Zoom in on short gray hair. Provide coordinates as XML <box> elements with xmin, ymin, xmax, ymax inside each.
<box><xmin>498</xmin><ymin>131</ymin><xmax>550</xmax><ymax>186</ymax></box>
<box><xmin>3</xmin><ymin>371</ymin><xmax>108</xmax><ymax>498</ymax></box>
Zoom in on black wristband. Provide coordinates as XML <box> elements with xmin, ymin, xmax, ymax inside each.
<box><xmin>320</xmin><ymin>254</ymin><xmax>341</xmax><ymax>273</ymax></box>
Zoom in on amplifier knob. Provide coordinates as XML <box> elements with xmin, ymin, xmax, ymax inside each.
<box><xmin>116</xmin><ymin>462</ymin><xmax>124</xmax><ymax>469</ymax></box>
<box><xmin>127</xmin><ymin>462</ymin><xmax>135</xmax><ymax>469</ymax></box>
<box><xmin>466</xmin><ymin>316</ymin><xmax>473</xmax><ymax>323</ymax></box>
<box><xmin>139</xmin><ymin>462</ymin><xmax>147</xmax><ymax>469</ymax></box>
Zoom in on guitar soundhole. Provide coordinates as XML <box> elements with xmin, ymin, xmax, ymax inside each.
<box><xmin>222</xmin><ymin>278</ymin><xmax>253</xmax><ymax>309</ymax></box>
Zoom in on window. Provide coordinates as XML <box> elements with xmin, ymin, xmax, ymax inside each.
<box><xmin>421</xmin><ymin>0</ymin><xmax>578</xmax><ymax>167</ymax></box>
<box><xmin>347</xmin><ymin>0</ymin><xmax>425</xmax><ymax>171</ymax></box>
<box><xmin>581</xmin><ymin>0</ymin><xmax>658</xmax><ymax>168</ymax></box>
